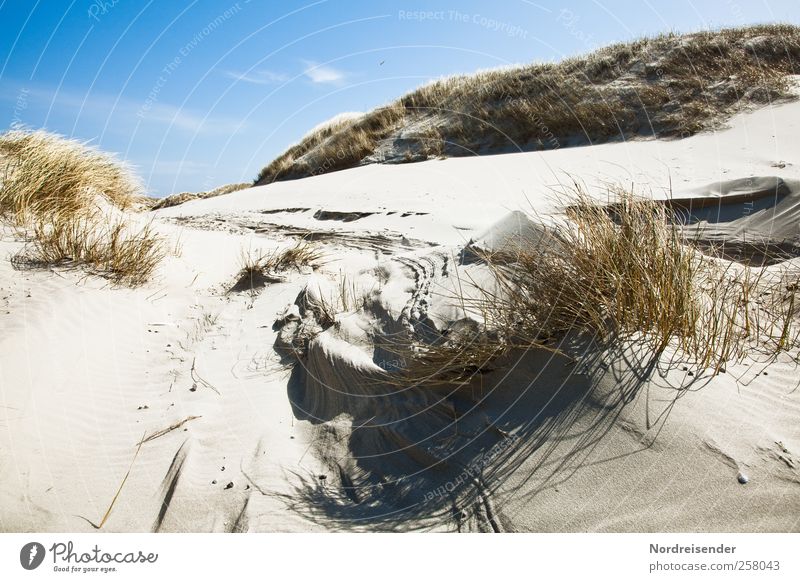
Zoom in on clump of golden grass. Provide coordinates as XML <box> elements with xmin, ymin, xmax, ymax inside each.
<box><xmin>256</xmin><ymin>24</ymin><xmax>800</xmax><ymax>185</ymax></box>
<box><xmin>388</xmin><ymin>184</ymin><xmax>800</xmax><ymax>385</ymax></box>
<box><xmin>247</xmin><ymin>240</ymin><xmax>324</xmax><ymax>273</ymax></box>
<box><xmin>0</xmin><ymin>129</ymin><xmax>138</xmax><ymax>221</ymax></box>
<box><xmin>232</xmin><ymin>240</ymin><xmax>324</xmax><ymax>293</ymax></box>
<box><xmin>1</xmin><ymin>129</ymin><xmax>165</xmax><ymax>286</ymax></box>
<box><xmin>306</xmin><ymin>274</ymin><xmax>374</xmax><ymax>329</ymax></box>
<box><xmin>266</xmin><ymin>240</ymin><xmax>324</xmax><ymax>272</ymax></box>
<box><xmin>482</xmin><ymin>189</ymin><xmax>719</xmax><ymax>363</ymax></box>
<box><xmin>13</xmin><ymin>212</ymin><xmax>166</xmax><ymax>286</ymax></box>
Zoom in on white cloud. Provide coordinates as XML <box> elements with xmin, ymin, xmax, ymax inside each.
<box><xmin>224</xmin><ymin>69</ymin><xmax>288</xmax><ymax>85</ymax></box>
<box><xmin>301</xmin><ymin>60</ymin><xmax>347</xmax><ymax>85</ymax></box>
<box><xmin>138</xmin><ymin>101</ymin><xmax>242</xmax><ymax>134</ymax></box>
<box><xmin>301</xmin><ymin>111</ymin><xmax>363</xmax><ymax>140</ymax></box>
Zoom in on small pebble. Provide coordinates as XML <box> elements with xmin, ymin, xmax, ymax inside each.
<box><xmin>318</xmin><ymin>474</ymin><xmax>327</xmax><ymax>481</ymax></box>
<box><xmin>737</xmin><ymin>472</ymin><xmax>749</xmax><ymax>485</ymax></box>
<box><xmin>212</xmin><ymin>480</ymin><xmax>217</xmax><ymax>485</ymax></box>
<box><xmin>190</xmin><ymin>383</ymin><xmax>197</xmax><ymax>392</ymax></box>
<box><xmin>221</xmin><ymin>466</ymin><xmax>225</xmax><ymax>471</ymax></box>
<box><xmin>224</xmin><ymin>481</ymin><xmax>234</xmax><ymax>489</ymax></box>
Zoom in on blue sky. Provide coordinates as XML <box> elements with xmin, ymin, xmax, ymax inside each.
<box><xmin>1</xmin><ymin>0</ymin><xmax>799</xmax><ymax>196</ymax></box>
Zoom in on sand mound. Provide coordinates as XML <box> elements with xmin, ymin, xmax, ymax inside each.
<box><xmin>672</xmin><ymin>176</ymin><xmax>800</xmax><ymax>263</ymax></box>
<box><xmin>271</xmin><ymin>217</ymin><xmax>800</xmax><ymax>531</ymax></box>
<box><xmin>460</xmin><ymin>210</ymin><xmax>556</xmax><ymax>264</ymax></box>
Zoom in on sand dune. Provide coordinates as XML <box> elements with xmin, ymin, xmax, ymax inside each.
<box><xmin>2</xmin><ymin>99</ymin><xmax>800</xmax><ymax>532</ymax></box>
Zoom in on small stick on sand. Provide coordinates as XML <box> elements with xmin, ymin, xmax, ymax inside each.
<box><xmin>78</xmin><ymin>431</ymin><xmax>145</xmax><ymax>529</ymax></box>
<box><xmin>191</xmin><ymin>357</ymin><xmax>220</xmax><ymax>395</ymax></box>
<box><xmin>137</xmin><ymin>416</ymin><xmax>202</xmax><ymax>446</ymax></box>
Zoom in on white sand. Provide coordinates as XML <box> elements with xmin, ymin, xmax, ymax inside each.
<box><xmin>1</xmin><ymin>100</ymin><xmax>799</xmax><ymax>532</ymax></box>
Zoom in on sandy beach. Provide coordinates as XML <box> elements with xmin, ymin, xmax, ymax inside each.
<box><xmin>1</xmin><ymin>91</ymin><xmax>799</xmax><ymax>532</ymax></box>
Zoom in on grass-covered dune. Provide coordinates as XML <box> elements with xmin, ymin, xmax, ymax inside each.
<box><xmin>255</xmin><ymin>24</ymin><xmax>800</xmax><ymax>185</ymax></box>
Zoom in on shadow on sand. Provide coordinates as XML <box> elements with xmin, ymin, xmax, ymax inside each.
<box><xmin>268</xmin><ymin>330</ymin><xmax>690</xmax><ymax>531</ymax></box>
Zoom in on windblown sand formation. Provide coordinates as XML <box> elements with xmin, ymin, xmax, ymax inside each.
<box><xmin>267</xmin><ymin>202</ymin><xmax>800</xmax><ymax>531</ymax></box>
<box><xmin>670</xmin><ymin>176</ymin><xmax>800</xmax><ymax>263</ymax></box>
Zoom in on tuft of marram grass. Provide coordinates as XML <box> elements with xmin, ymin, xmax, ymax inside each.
<box><xmin>245</xmin><ymin>239</ymin><xmax>324</xmax><ymax>274</ymax></box>
<box><xmin>385</xmin><ymin>184</ymin><xmax>800</xmax><ymax>387</ymax></box>
<box><xmin>0</xmin><ymin>129</ymin><xmax>139</xmax><ymax>221</ymax></box>
<box><xmin>232</xmin><ymin>241</ymin><xmax>324</xmax><ymax>293</ymax></box>
<box><xmin>1</xmin><ymin>129</ymin><xmax>165</xmax><ymax>286</ymax></box>
<box><xmin>305</xmin><ymin>274</ymin><xmax>373</xmax><ymax>330</ymax></box>
<box><xmin>481</xmin><ymin>186</ymin><xmax>800</xmax><ymax>371</ymax></box>
<box><xmin>12</xmin><ymin>210</ymin><xmax>166</xmax><ymax>287</ymax></box>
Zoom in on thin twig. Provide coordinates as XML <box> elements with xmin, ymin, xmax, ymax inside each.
<box><xmin>137</xmin><ymin>415</ymin><xmax>202</xmax><ymax>445</ymax></box>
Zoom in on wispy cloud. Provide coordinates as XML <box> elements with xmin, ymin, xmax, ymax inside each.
<box><xmin>224</xmin><ymin>69</ymin><xmax>288</xmax><ymax>85</ymax></box>
<box><xmin>0</xmin><ymin>82</ymin><xmax>245</xmax><ymax>134</ymax></box>
<box><xmin>138</xmin><ymin>101</ymin><xmax>242</xmax><ymax>134</ymax></box>
<box><xmin>301</xmin><ymin>60</ymin><xmax>347</xmax><ymax>85</ymax></box>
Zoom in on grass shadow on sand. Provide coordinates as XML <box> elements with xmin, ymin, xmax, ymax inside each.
<box><xmin>269</xmin><ymin>333</ymin><xmax>686</xmax><ymax>531</ymax></box>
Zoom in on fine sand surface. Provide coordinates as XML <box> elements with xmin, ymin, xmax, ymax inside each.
<box><xmin>2</xmin><ymin>101</ymin><xmax>800</xmax><ymax>532</ymax></box>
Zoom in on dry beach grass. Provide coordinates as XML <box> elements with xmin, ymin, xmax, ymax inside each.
<box><xmin>0</xmin><ymin>129</ymin><xmax>165</xmax><ymax>285</ymax></box>
<box><xmin>383</xmin><ymin>184</ymin><xmax>800</xmax><ymax>388</ymax></box>
<box><xmin>231</xmin><ymin>240</ymin><xmax>324</xmax><ymax>293</ymax></box>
